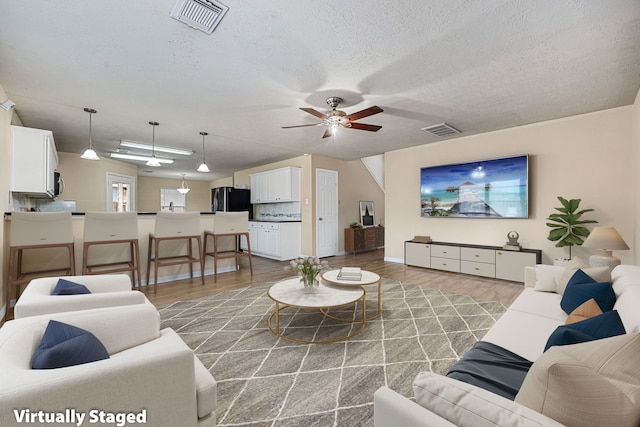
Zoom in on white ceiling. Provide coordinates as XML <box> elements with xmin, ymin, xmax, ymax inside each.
<box><xmin>1</xmin><ymin>1</ymin><xmax>639</xmax><ymax>181</ymax></box>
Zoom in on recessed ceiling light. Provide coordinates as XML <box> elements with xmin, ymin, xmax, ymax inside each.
<box><xmin>110</xmin><ymin>153</ymin><xmax>174</xmax><ymax>164</ymax></box>
<box><xmin>119</xmin><ymin>140</ymin><xmax>193</xmax><ymax>156</ymax></box>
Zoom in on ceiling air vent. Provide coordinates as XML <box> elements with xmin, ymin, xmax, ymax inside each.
<box><xmin>421</xmin><ymin>123</ymin><xmax>461</xmax><ymax>137</ymax></box>
<box><xmin>170</xmin><ymin>0</ymin><xmax>229</xmax><ymax>34</ymax></box>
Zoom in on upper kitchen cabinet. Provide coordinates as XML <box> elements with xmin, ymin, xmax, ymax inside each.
<box><xmin>250</xmin><ymin>166</ymin><xmax>300</xmax><ymax>203</ymax></box>
<box><xmin>10</xmin><ymin>126</ymin><xmax>59</xmax><ymax>198</ymax></box>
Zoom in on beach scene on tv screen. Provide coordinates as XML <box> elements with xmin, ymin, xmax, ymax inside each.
<box><xmin>420</xmin><ymin>155</ymin><xmax>528</xmax><ymax>218</ymax></box>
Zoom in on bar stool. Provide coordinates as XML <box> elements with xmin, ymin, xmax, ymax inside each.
<box><xmin>147</xmin><ymin>212</ymin><xmax>204</xmax><ymax>294</ymax></box>
<box><xmin>204</xmin><ymin>211</ymin><xmax>253</xmax><ymax>282</ymax></box>
<box><xmin>82</xmin><ymin>212</ymin><xmax>141</xmax><ymax>288</ymax></box>
<box><xmin>6</xmin><ymin>211</ymin><xmax>75</xmax><ymax>313</ymax></box>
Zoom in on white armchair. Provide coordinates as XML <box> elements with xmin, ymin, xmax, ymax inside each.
<box><xmin>13</xmin><ymin>274</ymin><xmax>146</xmax><ymax>319</ymax></box>
<box><xmin>0</xmin><ymin>303</ymin><xmax>217</xmax><ymax>427</ymax></box>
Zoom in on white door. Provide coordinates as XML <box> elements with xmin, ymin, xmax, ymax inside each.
<box><xmin>106</xmin><ymin>173</ymin><xmax>136</xmax><ymax>212</ymax></box>
<box><xmin>316</xmin><ymin>168</ymin><xmax>338</xmax><ymax>258</ymax></box>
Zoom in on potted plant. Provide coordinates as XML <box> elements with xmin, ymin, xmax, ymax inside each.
<box><xmin>546</xmin><ymin>196</ymin><xmax>598</xmax><ymax>262</ymax></box>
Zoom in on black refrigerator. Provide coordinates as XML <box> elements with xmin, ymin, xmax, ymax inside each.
<box><xmin>211</xmin><ymin>187</ymin><xmax>253</xmax><ymax>219</ymax></box>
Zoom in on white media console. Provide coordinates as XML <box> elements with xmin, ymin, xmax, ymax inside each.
<box><xmin>404</xmin><ymin>240</ymin><xmax>542</xmax><ymax>283</ymax></box>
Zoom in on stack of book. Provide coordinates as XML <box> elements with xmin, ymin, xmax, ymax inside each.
<box><xmin>337</xmin><ymin>267</ymin><xmax>362</xmax><ymax>281</ymax></box>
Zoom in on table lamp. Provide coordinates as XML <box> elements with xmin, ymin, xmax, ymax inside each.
<box><xmin>582</xmin><ymin>226</ymin><xmax>629</xmax><ymax>268</ymax></box>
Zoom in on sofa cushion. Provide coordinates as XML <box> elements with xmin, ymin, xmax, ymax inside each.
<box><xmin>413</xmin><ymin>372</ymin><xmax>564</xmax><ymax>427</ymax></box>
<box><xmin>51</xmin><ymin>279</ymin><xmax>91</xmax><ymax>295</ymax></box>
<box><xmin>611</xmin><ymin>265</ymin><xmax>640</xmax><ymax>295</ymax></box>
<box><xmin>544</xmin><ymin>310</ymin><xmax>626</xmax><ymax>351</ymax></box>
<box><xmin>556</xmin><ymin>266</ymin><xmax>610</xmax><ymax>294</ymax></box>
<box><xmin>32</xmin><ymin>320</ymin><xmax>109</xmax><ymax>369</ymax></box>
<box><xmin>508</xmin><ymin>288</ymin><xmax>565</xmax><ymax>321</ymax></box>
<box><xmin>560</xmin><ymin>271</ymin><xmax>615</xmax><ymax>314</ymax></box>
<box><xmin>516</xmin><ymin>333</ymin><xmax>640</xmax><ymax>427</ymax></box>
<box><xmin>482</xmin><ymin>308</ymin><xmax>564</xmax><ymax>361</ymax></box>
<box><xmin>565</xmin><ymin>298</ymin><xmax>602</xmax><ymax>324</ymax></box>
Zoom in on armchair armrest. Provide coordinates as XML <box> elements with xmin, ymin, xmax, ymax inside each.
<box><xmin>374</xmin><ymin>386</ymin><xmax>456</xmax><ymax>427</ymax></box>
<box><xmin>0</xmin><ymin>330</ymin><xmax>203</xmax><ymax>427</ymax></box>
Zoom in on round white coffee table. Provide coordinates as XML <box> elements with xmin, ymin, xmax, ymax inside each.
<box><xmin>267</xmin><ymin>277</ymin><xmax>366</xmax><ymax>344</ymax></box>
<box><xmin>321</xmin><ymin>269</ymin><xmax>382</xmax><ymax>320</ymax></box>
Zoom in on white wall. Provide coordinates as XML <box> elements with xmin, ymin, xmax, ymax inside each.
<box><xmin>385</xmin><ymin>106</ymin><xmax>635</xmax><ymax>265</ymax></box>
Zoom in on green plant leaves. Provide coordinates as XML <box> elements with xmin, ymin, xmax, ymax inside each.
<box><xmin>546</xmin><ymin>196</ymin><xmax>598</xmax><ymax>256</ymax></box>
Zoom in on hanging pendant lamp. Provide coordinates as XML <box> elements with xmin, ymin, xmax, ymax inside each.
<box><xmin>146</xmin><ymin>121</ymin><xmax>161</xmax><ymax>167</ymax></box>
<box><xmin>197</xmin><ymin>131</ymin><xmax>210</xmax><ymax>172</ymax></box>
<box><xmin>177</xmin><ymin>173</ymin><xmax>190</xmax><ymax>194</ymax></box>
<box><xmin>80</xmin><ymin>108</ymin><xmax>100</xmax><ymax>160</ymax></box>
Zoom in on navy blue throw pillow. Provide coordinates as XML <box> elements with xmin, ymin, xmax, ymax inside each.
<box><xmin>51</xmin><ymin>279</ymin><xmax>91</xmax><ymax>295</ymax></box>
<box><xmin>544</xmin><ymin>310</ymin><xmax>626</xmax><ymax>351</ymax></box>
<box><xmin>32</xmin><ymin>320</ymin><xmax>109</xmax><ymax>369</ymax></box>
<box><xmin>560</xmin><ymin>269</ymin><xmax>615</xmax><ymax>314</ymax></box>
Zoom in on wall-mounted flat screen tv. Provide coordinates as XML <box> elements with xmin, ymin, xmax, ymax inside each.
<box><xmin>420</xmin><ymin>154</ymin><xmax>529</xmax><ymax>218</ymax></box>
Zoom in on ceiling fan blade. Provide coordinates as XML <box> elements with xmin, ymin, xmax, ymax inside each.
<box><xmin>349</xmin><ymin>122</ymin><xmax>382</xmax><ymax>132</ymax></box>
<box><xmin>281</xmin><ymin>123</ymin><xmax>322</xmax><ymax>129</ymax></box>
<box><xmin>322</xmin><ymin>128</ymin><xmax>333</xmax><ymax>139</ymax></box>
<box><xmin>300</xmin><ymin>107</ymin><xmax>327</xmax><ymax>119</ymax></box>
<box><xmin>345</xmin><ymin>106</ymin><xmax>383</xmax><ymax>121</ymax></box>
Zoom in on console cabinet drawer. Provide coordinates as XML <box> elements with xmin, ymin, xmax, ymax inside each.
<box><xmin>461</xmin><ymin>260</ymin><xmax>496</xmax><ymax>278</ymax></box>
<box><xmin>431</xmin><ymin>245</ymin><xmax>460</xmax><ymax>259</ymax></box>
<box><xmin>461</xmin><ymin>247</ymin><xmax>495</xmax><ymax>264</ymax></box>
<box><xmin>431</xmin><ymin>257</ymin><xmax>460</xmax><ymax>273</ymax></box>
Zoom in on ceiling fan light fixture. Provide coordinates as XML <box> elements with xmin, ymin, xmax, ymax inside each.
<box><xmin>81</xmin><ymin>108</ymin><xmax>100</xmax><ymax>160</ymax></box>
<box><xmin>177</xmin><ymin>173</ymin><xmax>190</xmax><ymax>194</ymax></box>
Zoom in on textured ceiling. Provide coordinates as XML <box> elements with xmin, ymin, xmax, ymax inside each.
<box><xmin>0</xmin><ymin>1</ymin><xmax>639</xmax><ymax>180</ymax></box>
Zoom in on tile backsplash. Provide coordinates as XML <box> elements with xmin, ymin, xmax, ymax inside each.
<box><xmin>254</xmin><ymin>202</ymin><xmax>301</xmax><ymax>220</ymax></box>
<box><xmin>11</xmin><ymin>193</ymin><xmax>76</xmax><ymax>212</ymax></box>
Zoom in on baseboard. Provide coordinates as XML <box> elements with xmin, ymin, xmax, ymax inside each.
<box><xmin>384</xmin><ymin>256</ymin><xmax>404</xmax><ymax>264</ymax></box>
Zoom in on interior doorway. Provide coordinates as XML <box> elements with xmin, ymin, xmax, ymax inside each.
<box><xmin>316</xmin><ymin>168</ymin><xmax>338</xmax><ymax>258</ymax></box>
<box><xmin>106</xmin><ymin>173</ymin><xmax>136</xmax><ymax>212</ymax></box>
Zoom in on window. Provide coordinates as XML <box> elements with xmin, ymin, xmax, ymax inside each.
<box><xmin>160</xmin><ymin>188</ymin><xmax>186</xmax><ymax>212</ymax></box>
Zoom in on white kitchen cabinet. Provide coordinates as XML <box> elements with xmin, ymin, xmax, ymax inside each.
<box><xmin>10</xmin><ymin>126</ymin><xmax>59</xmax><ymax>198</ymax></box>
<box><xmin>248</xmin><ymin>221</ymin><xmax>300</xmax><ymax>260</ymax></box>
<box><xmin>249</xmin><ymin>166</ymin><xmax>300</xmax><ymax>203</ymax></box>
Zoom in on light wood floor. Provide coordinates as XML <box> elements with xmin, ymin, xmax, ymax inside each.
<box><xmin>143</xmin><ymin>249</ymin><xmax>524</xmax><ymax>307</ymax></box>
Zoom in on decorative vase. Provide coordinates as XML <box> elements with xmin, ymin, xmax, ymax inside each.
<box><xmin>300</xmin><ymin>275</ymin><xmax>319</xmax><ymax>293</ymax></box>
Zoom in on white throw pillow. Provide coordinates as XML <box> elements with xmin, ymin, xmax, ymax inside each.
<box><xmin>534</xmin><ymin>265</ymin><xmax>565</xmax><ymax>292</ymax></box>
<box><xmin>515</xmin><ymin>333</ymin><xmax>640</xmax><ymax>427</ymax></box>
<box><xmin>556</xmin><ymin>266</ymin><xmax>611</xmax><ymax>294</ymax></box>
<box><xmin>412</xmin><ymin>372</ymin><xmax>564</xmax><ymax>427</ymax></box>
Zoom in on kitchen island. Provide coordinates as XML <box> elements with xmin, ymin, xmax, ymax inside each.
<box><xmin>3</xmin><ymin>212</ymin><xmax>244</xmax><ymax>288</ymax></box>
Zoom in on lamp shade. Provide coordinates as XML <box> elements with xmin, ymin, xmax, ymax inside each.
<box><xmin>582</xmin><ymin>227</ymin><xmax>629</xmax><ymax>250</ymax></box>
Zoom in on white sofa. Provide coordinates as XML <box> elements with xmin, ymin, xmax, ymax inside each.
<box><xmin>374</xmin><ymin>264</ymin><xmax>640</xmax><ymax>427</ymax></box>
<box><xmin>13</xmin><ymin>274</ymin><xmax>146</xmax><ymax>319</ymax></box>
<box><xmin>0</xmin><ymin>301</ymin><xmax>217</xmax><ymax>427</ymax></box>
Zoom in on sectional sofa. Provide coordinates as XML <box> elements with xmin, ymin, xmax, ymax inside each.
<box><xmin>374</xmin><ymin>263</ymin><xmax>640</xmax><ymax>427</ymax></box>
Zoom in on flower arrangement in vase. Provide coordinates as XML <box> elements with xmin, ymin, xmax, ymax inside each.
<box><xmin>285</xmin><ymin>256</ymin><xmax>329</xmax><ymax>291</ymax></box>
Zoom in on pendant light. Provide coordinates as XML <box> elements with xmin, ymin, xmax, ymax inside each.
<box><xmin>196</xmin><ymin>131</ymin><xmax>210</xmax><ymax>172</ymax></box>
<box><xmin>146</xmin><ymin>121</ymin><xmax>161</xmax><ymax>167</ymax></box>
<box><xmin>177</xmin><ymin>173</ymin><xmax>190</xmax><ymax>194</ymax></box>
<box><xmin>80</xmin><ymin>108</ymin><xmax>100</xmax><ymax>160</ymax></box>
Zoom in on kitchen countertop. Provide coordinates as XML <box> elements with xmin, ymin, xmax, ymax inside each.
<box><xmin>250</xmin><ymin>218</ymin><xmax>301</xmax><ymax>223</ymax></box>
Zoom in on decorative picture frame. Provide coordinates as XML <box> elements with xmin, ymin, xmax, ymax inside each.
<box><xmin>359</xmin><ymin>201</ymin><xmax>375</xmax><ymax>226</ymax></box>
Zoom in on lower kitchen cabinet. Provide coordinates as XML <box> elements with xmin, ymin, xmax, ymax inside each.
<box><xmin>248</xmin><ymin>221</ymin><xmax>301</xmax><ymax>260</ymax></box>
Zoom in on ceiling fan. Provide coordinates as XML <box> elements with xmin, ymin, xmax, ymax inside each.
<box><xmin>282</xmin><ymin>97</ymin><xmax>383</xmax><ymax>138</ymax></box>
